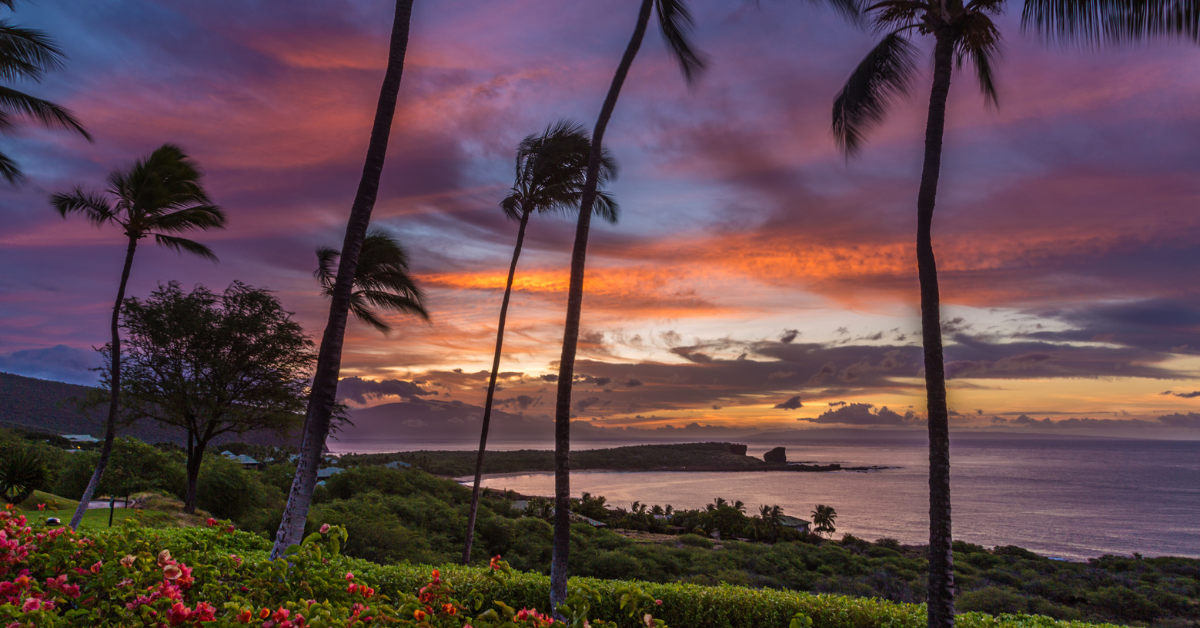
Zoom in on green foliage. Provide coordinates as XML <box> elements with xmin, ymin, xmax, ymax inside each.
<box><xmin>195</xmin><ymin>456</ymin><xmax>266</xmax><ymax>521</ymax></box>
<box><xmin>0</xmin><ymin>445</ymin><xmax>47</xmax><ymax>504</ymax></box>
<box><xmin>53</xmin><ymin>437</ymin><xmax>185</xmax><ymax>499</ymax></box>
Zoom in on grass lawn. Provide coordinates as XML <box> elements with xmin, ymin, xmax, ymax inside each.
<box><xmin>14</xmin><ymin>490</ymin><xmax>208</xmax><ymax>529</ymax></box>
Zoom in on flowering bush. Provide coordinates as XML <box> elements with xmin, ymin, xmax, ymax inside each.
<box><xmin>0</xmin><ymin>505</ymin><xmax>666</xmax><ymax>628</ymax></box>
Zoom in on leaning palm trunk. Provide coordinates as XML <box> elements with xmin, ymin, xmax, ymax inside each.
<box><xmin>272</xmin><ymin>0</ymin><xmax>415</xmax><ymax>559</ymax></box>
<box><xmin>462</xmin><ymin>208</ymin><xmax>532</xmax><ymax>564</ymax></box>
<box><xmin>918</xmin><ymin>30</ymin><xmax>956</xmax><ymax>628</ymax></box>
<box><xmin>70</xmin><ymin>237</ymin><xmax>137</xmax><ymax>530</ymax></box>
<box><xmin>549</xmin><ymin>0</ymin><xmax>655</xmax><ymax>612</ymax></box>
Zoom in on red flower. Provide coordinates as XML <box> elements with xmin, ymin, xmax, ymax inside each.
<box><xmin>259</xmin><ymin>607</ymin><xmax>272</xmax><ymax>619</ymax></box>
<box><xmin>195</xmin><ymin>602</ymin><xmax>216</xmax><ymax>621</ymax></box>
<box><xmin>413</xmin><ymin>609</ymin><xmax>427</xmax><ymax>621</ymax></box>
<box><xmin>273</xmin><ymin>607</ymin><xmax>290</xmax><ymax>622</ymax></box>
<box><xmin>442</xmin><ymin>603</ymin><xmax>456</xmax><ymax>615</ymax></box>
<box><xmin>490</xmin><ymin>555</ymin><xmax>502</xmax><ymax>570</ymax></box>
<box><xmin>206</xmin><ymin>518</ymin><xmax>217</xmax><ymax>527</ymax></box>
<box><xmin>236</xmin><ymin>609</ymin><xmax>253</xmax><ymax>623</ymax></box>
<box><xmin>36</xmin><ymin>504</ymin><xmax>45</xmax><ymax>511</ymax></box>
<box><xmin>89</xmin><ymin>561</ymin><xmax>102</xmax><ymax>574</ymax></box>
<box><xmin>347</xmin><ymin>583</ymin><xmax>357</xmax><ymax>594</ymax></box>
<box><xmin>655</xmin><ymin>599</ymin><xmax>663</xmax><ymax>606</ymax></box>
<box><xmin>319</xmin><ymin>524</ymin><xmax>330</xmax><ymax>534</ymax></box>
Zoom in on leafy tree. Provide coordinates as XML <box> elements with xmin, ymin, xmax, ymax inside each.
<box><xmin>53</xmin><ymin>437</ymin><xmax>185</xmax><ymax>501</ymax></box>
<box><xmin>315</xmin><ymin>226</ymin><xmax>428</xmax><ymax>334</ymax></box>
<box><xmin>545</xmin><ymin>0</ymin><xmax>709</xmax><ymax>610</ymax></box>
<box><xmin>463</xmin><ymin>120</ymin><xmax>618</xmax><ymax>566</ymax></box>
<box><xmin>112</xmin><ymin>281</ymin><xmax>313</xmax><ymax>513</ymax></box>
<box><xmin>1022</xmin><ymin>0</ymin><xmax>1199</xmax><ymax>45</ymax></box>
<box><xmin>273</xmin><ymin>0</ymin><xmax>416</xmax><ymax>560</ymax></box>
<box><xmin>0</xmin><ymin>0</ymin><xmax>91</xmax><ymax>183</ymax></box>
<box><xmin>811</xmin><ymin>504</ymin><xmax>837</xmax><ymax>538</ymax></box>
<box><xmin>52</xmin><ymin>144</ymin><xmax>225</xmax><ymax>529</ymax></box>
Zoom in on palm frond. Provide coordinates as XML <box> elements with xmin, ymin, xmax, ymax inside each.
<box><xmin>0</xmin><ymin>20</ymin><xmax>66</xmax><ymax>82</ymax></box>
<box><xmin>500</xmin><ymin>191</ymin><xmax>524</xmax><ymax>221</ymax></box>
<box><xmin>591</xmin><ymin>191</ymin><xmax>620</xmax><ymax>224</ymax></box>
<box><xmin>51</xmin><ymin>186</ymin><xmax>116</xmax><ymax>225</ymax></box>
<box><xmin>0</xmin><ymin>86</ymin><xmax>90</xmax><ymax>139</ymax></box>
<box><xmin>957</xmin><ymin>13</ymin><xmax>1002</xmax><ymax>107</ymax></box>
<box><xmin>315</xmin><ymin>227</ymin><xmax>429</xmax><ymax>333</ymax></box>
<box><xmin>1021</xmin><ymin>0</ymin><xmax>1200</xmax><ymax>45</ymax></box>
<box><xmin>349</xmin><ymin>298</ymin><xmax>392</xmax><ymax>334</ymax></box>
<box><xmin>656</xmin><ymin>0</ymin><xmax>708</xmax><ymax>85</ymax></box>
<box><xmin>357</xmin><ymin>289</ymin><xmax>430</xmax><ymax>321</ymax></box>
<box><xmin>150</xmin><ymin>204</ymin><xmax>227</xmax><ymax>233</ymax></box>
<box><xmin>0</xmin><ymin>150</ymin><xmax>20</xmax><ymax>184</ymax></box>
<box><xmin>153</xmin><ymin>233</ymin><xmax>218</xmax><ymax>262</ymax></box>
<box><xmin>870</xmin><ymin>0</ymin><xmax>928</xmax><ymax>30</ymax></box>
<box><xmin>831</xmin><ymin>31</ymin><xmax>918</xmax><ymax>156</ymax></box>
<box><xmin>315</xmin><ymin>246</ymin><xmax>339</xmax><ymax>290</ymax></box>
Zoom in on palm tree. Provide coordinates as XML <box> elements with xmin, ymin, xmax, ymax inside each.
<box><xmin>0</xmin><ymin>0</ymin><xmax>91</xmax><ymax>183</ymax></box>
<box><xmin>460</xmin><ymin>121</ymin><xmax>618</xmax><ymax>565</ymax></box>
<box><xmin>315</xmin><ymin>226</ymin><xmax>429</xmax><ymax>334</ymax></box>
<box><xmin>546</xmin><ymin>0</ymin><xmax>859</xmax><ymax>610</ymax></box>
<box><xmin>811</xmin><ymin>504</ymin><xmax>837</xmax><ymax>538</ymax></box>
<box><xmin>831</xmin><ymin>2</ymin><xmax>1004</xmax><ymax>623</ymax></box>
<box><xmin>52</xmin><ymin>143</ymin><xmax>225</xmax><ymax>530</ymax></box>
<box><xmin>272</xmin><ymin>0</ymin><xmax>416</xmax><ymax>560</ymax></box>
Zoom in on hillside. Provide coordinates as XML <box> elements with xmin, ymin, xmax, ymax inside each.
<box><xmin>340</xmin><ymin>442</ymin><xmax>874</xmax><ymax>477</ymax></box>
<box><xmin>0</xmin><ymin>371</ymin><xmax>298</xmax><ymax>447</ymax></box>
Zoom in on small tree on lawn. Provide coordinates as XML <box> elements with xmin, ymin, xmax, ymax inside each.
<box><xmin>108</xmin><ymin>281</ymin><xmax>313</xmax><ymax>513</ymax></box>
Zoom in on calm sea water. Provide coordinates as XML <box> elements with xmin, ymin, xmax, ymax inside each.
<box><xmin>332</xmin><ymin>436</ymin><xmax>1200</xmax><ymax>560</ymax></box>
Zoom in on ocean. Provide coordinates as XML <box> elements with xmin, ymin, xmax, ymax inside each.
<box><xmin>329</xmin><ymin>435</ymin><xmax>1200</xmax><ymax>560</ymax></box>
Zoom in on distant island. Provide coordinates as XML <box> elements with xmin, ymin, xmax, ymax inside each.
<box><xmin>338</xmin><ymin>442</ymin><xmax>891</xmax><ymax>477</ymax></box>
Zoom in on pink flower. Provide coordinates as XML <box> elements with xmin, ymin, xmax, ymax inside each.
<box><xmin>36</xmin><ymin>504</ymin><xmax>45</xmax><ymax>511</ymax></box>
<box><xmin>655</xmin><ymin>599</ymin><xmax>663</xmax><ymax>606</ymax></box>
<box><xmin>206</xmin><ymin>518</ymin><xmax>217</xmax><ymax>527</ymax></box>
<box><xmin>120</xmin><ymin>555</ymin><xmax>137</xmax><ymax>568</ymax></box>
<box><xmin>347</xmin><ymin>583</ymin><xmax>357</xmax><ymax>594</ymax></box>
<box><xmin>21</xmin><ymin>598</ymin><xmax>41</xmax><ymax>612</ymax></box>
<box><xmin>163</xmin><ymin>564</ymin><xmax>182</xmax><ymax>580</ymax></box>
<box><xmin>319</xmin><ymin>524</ymin><xmax>330</xmax><ymax>534</ymax></box>
<box><xmin>89</xmin><ymin>560</ymin><xmax>102</xmax><ymax>574</ymax></box>
<box><xmin>344</xmin><ymin>572</ymin><xmax>354</xmax><ymax>581</ymax></box>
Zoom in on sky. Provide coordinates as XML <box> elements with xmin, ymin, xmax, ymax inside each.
<box><xmin>1</xmin><ymin>0</ymin><xmax>1199</xmax><ymax>441</ymax></box>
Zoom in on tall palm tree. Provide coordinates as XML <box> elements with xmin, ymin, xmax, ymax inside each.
<box><xmin>831</xmin><ymin>2</ymin><xmax>1001</xmax><ymax>625</ymax></box>
<box><xmin>546</xmin><ymin>0</ymin><xmax>859</xmax><ymax>609</ymax></box>
<box><xmin>272</xmin><ymin>0</ymin><xmax>415</xmax><ymax>560</ymax></box>
<box><xmin>315</xmin><ymin>226</ymin><xmax>429</xmax><ymax>334</ymax></box>
<box><xmin>52</xmin><ymin>143</ymin><xmax>225</xmax><ymax>530</ymax></box>
<box><xmin>460</xmin><ymin>120</ymin><xmax>618</xmax><ymax>565</ymax></box>
<box><xmin>1</xmin><ymin>0</ymin><xmax>91</xmax><ymax>183</ymax></box>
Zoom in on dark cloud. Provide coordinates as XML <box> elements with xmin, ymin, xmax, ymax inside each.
<box><xmin>1161</xmin><ymin>390</ymin><xmax>1200</xmax><ymax>399</ymax></box>
<box><xmin>336</xmin><ymin>377</ymin><xmax>435</xmax><ymax>405</ymax></box>
<box><xmin>1157</xmin><ymin>412</ymin><xmax>1200</xmax><ymax>428</ymax></box>
<box><xmin>575</xmin><ymin>396</ymin><xmax>602</xmax><ymax>412</ymax></box>
<box><xmin>780</xmin><ymin>329</ymin><xmax>799</xmax><ymax>344</ymax></box>
<box><xmin>1023</xmin><ymin>298</ymin><xmax>1200</xmax><ymax>357</ymax></box>
<box><xmin>495</xmin><ymin>395</ymin><xmax>540</xmax><ymax>410</ymax></box>
<box><xmin>0</xmin><ymin>345</ymin><xmax>101</xmax><ymax>386</ymax></box>
<box><xmin>574</xmin><ymin>374</ymin><xmax>612</xmax><ymax>387</ymax></box>
<box><xmin>774</xmin><ymin>395</ymin><xmax>802</xmax><ymax>410</ymax></box>
<box><xmin>623</xmin><ymin>378</ymin><xmax>643</xmax><ymax>387</ymax></box>
<box><xmin>807</xmin><ymin>403</ymin><xmax>914</xmax><ymax>426</ymax></box>
<box><xmin>540</xmin><ymin>374</ymin><xmax>559</xmax><ymax>383</ymax></box>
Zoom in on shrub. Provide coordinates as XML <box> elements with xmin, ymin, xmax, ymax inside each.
<box><xmin>0</xmin><ymin>446</ymin><xmax>47</xmax><ymax>504</ymax></box>
<box><xmin>195</xmin><ymin>456</ymin><xmax>264</xmax><ymax>520</ymax></box>
<box><xmin>678</xmin><ymin>534</ymin><xmax>713</xmax><ymax>549</ymax></box>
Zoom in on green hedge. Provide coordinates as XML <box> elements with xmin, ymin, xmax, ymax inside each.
<box><xmin>141</xmin><ymin>528</ymin><xmax>1125</xmax><ymax>628</ymax></box>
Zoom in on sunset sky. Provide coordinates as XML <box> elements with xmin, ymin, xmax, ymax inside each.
<box><xmin>2</xmin><ymin>0</ymin><xmax>1199</xmax><ymax>440</ymax></box>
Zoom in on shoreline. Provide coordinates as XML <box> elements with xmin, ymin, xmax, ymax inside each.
<box><xmin>457</xmin><ymin>465</ymin><xmax>899</xmax><ymax>482</ymax></box>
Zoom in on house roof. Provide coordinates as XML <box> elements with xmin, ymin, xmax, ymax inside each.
<box><xmin>316</xmin><ymin>467</ymin><xmax>344</xmax><ymax>479</ymax></box>
<box><xmin>779</xmin><ymin>515</ymin><xmax>811</xmax><ymax>527</ymax></box>
<box><xmin>221</xmin><ymin>451</ymin><xmax>259</xmax><ymax>465</ymax></box>
<box><xmin>62</xmin><ymin>434</ymin><xmax>99</xmax><ymax>442</ymax></box>
<box><xmin>384</xmin><ymin>461</ymin><xmax>411</xmax><ymax>469</ymax></box>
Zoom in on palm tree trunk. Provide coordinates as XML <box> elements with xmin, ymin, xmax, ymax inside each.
<box><xmin>919</xmin><ymin>29</ymin><xmax>956</xmax><ymax>628</ymax></box>
<box><xmin>271</xmin><ymin>0</ymin><xmax>414</xmax><ymax>560</ymax></box>
<box><xmin>70</xmin><ymin>236</ymin><xmax>137</xmax><ymax>530</ymax></box>
<box><xmin>549</xmin><ymin>0</ymin><xmax>655</xmax><ymax>613</ymax></box>
<box><xmin>462</xmin><ymin>208</ymin><xmax>532</xmax><ymax>565</ymax></box>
